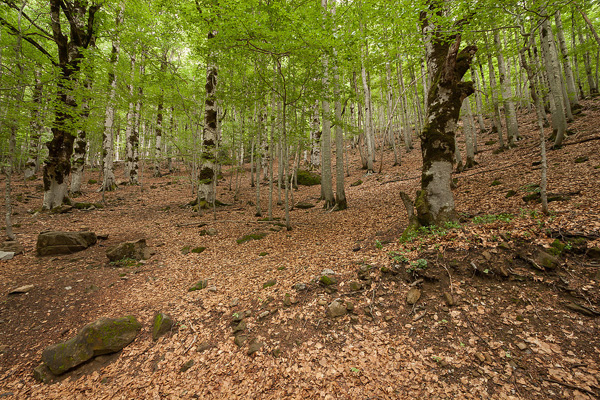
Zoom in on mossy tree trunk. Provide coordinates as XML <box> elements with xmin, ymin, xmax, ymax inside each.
<box><xmin>42</xmin><ymin>1</ymin><xmax>101</xmax><ymax>210</ymax></box>
<box><xmin>409</xmin><ymin>1</ymin><xmax>477</xmax><ymax>228</ymax></box>
<box><xmin>197</xmin><ymin>31</ymin><xmax>218</xmax><ymax>209</ymax></box>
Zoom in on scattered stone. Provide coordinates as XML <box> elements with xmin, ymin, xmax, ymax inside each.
<box><xmin>345</xmin><ymin>301</ymin><xmax>355</xmax><ymax>312</ymax></box>
<box><xmin>191</xmin><ymin>246</ymin><xmax>206</xmax><ymax>254</ymax></box>
<box><xmin>350</xmin><ymin>179</ymin><xmax>363</xmax><ymax>187</ymax></box>
<box><xmin>442</xmin><ymin>292</ymin><xmax>455</xmax><ymax>307</ymax></box>
<box><xmin>188</xmin><ymin>279</ymin><xmax>208</xmax><ymax>292</ymax></box>
<box><xmin>232</xmin><ymin>312</ymin><xmax>245</xmax><ymax>322</ymax></box>
<box><xmin>106</xmin><ymin>239</ymin><xmax>150</xmax><ymax>262</ymax></box>
<box><xmin>41</xmin><ymin>316</ymin><xmax>141</xmax><ymax>375</ymax></box>
<box><xmin>258</xmin><ymin>311</ymin><xmax>270</xmax><ymax>319</ymax></box>
<box><xmin>497</xmin><ymin>265</ymin><xmax>510</xmax><ymax>277</ymax></box>
<box><xmin>232</xmin><ymin>320</ymin><xmax>247</xmax><ymax>333</ymax></box>
<box><xmin>97</xmin><ymin>233</ymin><xmax>109</xmax><ymax>240</ymax></box>
<box><xmin>180</xmin><ymin>360</ymin><xmax>194</xmax><ymax>372</ymax></box>
<box><xmin>516</xmin><ymin>342</ymin><xmax>528</xmax><ymax>351</ymax></box>
<box><xmin>230</xmin><ymin>298</ymin><xmax>239</xmax><ymax>307</ymax></box>
<box><xmin>534</xmin><ymin>250</ymin><xmax>560</xmax><ymax>270</ymax></box>
<box><xmin>247</xmin><ymin>340</ymin><xmax>263</xmax><ymax>355</ymax></box>
<box><xmin>200</xmin><ymin>227</ymin><xmax>218</xmax><ymax>236</ymax></box>
<box><xmin>475</xmin><ymin>352</ymin><xmax>486</xmax><ymax>363</ymax></box>
<box><xmin>352</xmin><ymin>245</ymin><xmax>361</xmax><ymax>252</ymax></box>
<box><xmin>319</xmin><ymin>275</ymin><xmax>337</xmax><ymax>286</ymax></box>
<box><xmin>196</xmin><ymin>342</ymin><xmax>211</xmax><ymax>353</ymax></box>
<box><xmin>406</xmin><ymin>288</ymin><xmax>421</xmax><ymax>305</ymax></box>
<box><xmin>574</xmin><ymin>155</ymin><xmax>589</xmax><ymax>163</ymax></box>
<box><xmin>350</xmin><ymin>315</ymin><xmax>359</xmax><ymax>323</ymax></box>
<box><xmin>237</xmin><ymin>232</ymin><xmax>267</xmax><ymax>244</ymax></box>
<box><xmin>207</xmin><ymin>285</ymin><xmax>217</xmax><ymax>292</ymax></box>
<box><xmin>36</xmin><ymin>231</ymin><xmax>97</xmax><ymax>256</ymax></box>
<box><xmin>321</xmin><ymin>268</ymin><xmax>335</xmax><ymax>276</ymax></box>
<box><xmin>357</xmin><ymin>265</ymin><xmax>372</xmax><ymax>280</ymax></box>
<box><xmin>0</xmin><ymin>240</ymin><xmax>23</xmax><ymax>254</ymax></box>
<box><xmin>272</xmin><ymin>348</ymin><xmax>281</xmax><ymax>357</ymax></box>
<box><xmin>33</xmin><ymin>363</ymin><xmax>55</xmax><ymax>384</ymax></box>
<box><xmin>295</xmin><ymin>202</ymin><xmax>315</xmax><ymax>209</ymax></box>
<box><xmin>0</xmin><ymin>251</ymin><xmax>15</xmax><ymax>260</ymax></box>
<box><xmin>8</xmin><ymin>284</ymin><xmax>34</xmax><ymax>295</ymax></box>
<box><xmin>317</xmin><ymin>298</ymin><xmax>327</xmax><ymax>306</ymax></box>
<box><xmin>327</xmin><ymin>299</ymin><xmax>347</xmax><ymax>318</ymax></box>
<box><xmin>283</xmin><ymin>295</ymin><xmax>291</xmax><ymax>307</ymax></box>
<box><xmin>295</xmin><ymin>170</ymin><xmax>321</xmax><ymax>186</ymax></box>
<box><xmin>263</xmin><ymin>279</ymin><xmax>277</xmax><ymax>289</ymax></box>
<box><xmin>348</xmin><ymin>281</ymin><xmax>362</xmax><ymax>292</ymax></box>
<box><xmin>293</xmin><ymin>283</ymin><xmax>307</xmax><ymax>291</ymax></box>
<box><xmin>234</xmin><ymin>335</ymin><xmax>248</xmax><ymax>347</ymax></box>
<box><xmin>152</xmin><ymin>313</ymin><xmax>174</xmax><ymax>341</ymax></box>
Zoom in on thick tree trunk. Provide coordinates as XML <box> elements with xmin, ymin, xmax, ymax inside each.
<box><xmin>320</xmin><ymin>6</ymin><xmax>335</xmax><ymax>207</ymax></box>
<box><xmin>197</xmin><ymin>31</ymin><xmax>218</xmax><ymax>208</ymax></box>
<box><xmin>471</xmin><ymin>67</ymin><xmax>486</xmax><ymax>132</ymax></box>
<box><xmin>414</xmin><ymin>3</ymin><xmax>477</xmax><ymax>227</ymax></box>
<box><xmin>360</xmin><ymin>57</ymin><xmax>374</xmax><ymax>172</ymax></box>
<box><xmin>43</xmin><ymin>2</ymin><xmax>101</xmax><ymax>209</ymax></box>
<box><xmin>331</xmin><ymin>2</ymin><xmax>346</xmax><ymax>210</ymax></box>
<box><xmin>462</xmin><ymin>98</ymin><xmax>475</xmax><ymax>168</ymax></box>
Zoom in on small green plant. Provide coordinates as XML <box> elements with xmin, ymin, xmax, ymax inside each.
<box><xmin>388</xmin><ymin>251</ymin><xmax>409</xmax><ymax>264</ymax></box>
<box><xmin>111</xmin><ymin>258</ymin><xmax>140</xmax><ymax>268</ymax></box>
<box><xmin>350</xmin><ymin>367</ymin><xmax>360</xmax><ymax>373</ymax></box>
<box><xmin>431</xmin><ymin>355</ymin><xmax>442</xmax><ymax>363</ymax></box>
<box><xmin>375</xmin><ymin>240</ymin><xmax>383</xmax><ymax>249</ymax></box>
<box><xmin>490</xmin><ymin>179</ymin><xmax>502</xmax><ymax>186</ymax></box>
<box><xmin>237</xmin><ymin>232</ymin><xmax>267</xmax><ymax>244</ymax></box>
<box><xmin>407</xmin><ymin>258</ymin><xmax>428</xmax><ymax>274</ymax></box>
<box><xmin>472</xmin><ymin>213</ymin><xmax>513</xmax><ymax>224</ymax></box>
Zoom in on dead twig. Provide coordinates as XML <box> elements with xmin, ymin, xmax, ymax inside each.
<box><xmin>544</xmin><ymin>377</ymin><xmax>599</xmax><ymax>397</ymax></box>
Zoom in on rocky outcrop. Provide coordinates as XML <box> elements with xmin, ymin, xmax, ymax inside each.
<box><xmin>36</xmin><ymin>231</ymin><xmax>97</xmax><ymax>256</ymax></box>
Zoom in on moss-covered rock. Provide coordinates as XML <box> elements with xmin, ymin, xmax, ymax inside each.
<box><xmin>237</xmin><ymin>232</ymin><xmax>267</xmax><ymax>244</ymax></box>
<box><xmin>189</xmin><ymin>279</ymin><xmax>208</xmax><ymax>291</ymax></box>
<box><xmin>319</xmin><ymin>275</ymin><xmax>337</xmax><ymax>286</ymax></box>
<box><xmin>263</xmin><ymin>279</ymin><xmax>277</xmax><ymax>289</ymax></box>
<box><xmin>191</xmin><ymin>246</ymin><xmax>206</xmax><ymax>254</ymax></box>
<box><xmin>350</xmin><ymin>180</ymin><xmax>363</xmax><ymax>187</ymax></box>
<box><xmin>36</xmin><ymin>231</ymin><xmax>97</xmax><ymax>256</ymax></box>
<box><xmin>296</xmin><ymin>170</ymin><xmax>321</xmax><ymax>186</ymax></box>
<box><xmin>41</xmin><ymin>316</ymin><xmax>141</xmax><ymax>376</ymax></box>
<box><xmin>152</xmin><ymin>313</ymin><xmax>174</xmax><ymax>341</ymax></box>
<box><xmin>106</xmin><ymin>239</ymin><xmax>150</xmax><ymax>262</ymax></box>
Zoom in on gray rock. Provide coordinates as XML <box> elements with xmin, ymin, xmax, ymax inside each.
<box><xmin>0</xmin><ymin>240</ymin><xmax>24</xmax><ymax>254</ymax></box>
<box><xmin>263</xmin><ymin>279</ymin><xmax>277</xmax><ymax>289</ymax></box>
<box><xmin>321</xmin><ymin>268</ymin><xmax>335</xmax><ymax>276</ymax></box>
<box><xmin>152</xmin><ymin>313</ymin><xmax>174</xmax><ymax>341</ymax></box>
<box><xmin>180</xmin><ymin>360</ymin><xmax>194</xmax><ymax>372</ymax></box>
<box><xmin>247</xmin><ymin>340</ymin><xmax>263</xmax><ymax>355</ymax></box>
<box><xmin>258</xmin><ymin>311</ymin><xmax>270</xmax><ymax>319</ymax></box>
<box><xmin>0</xmin><ymin>251</ymin><xmax>15</xmax><ymax>261</ymax></box>
<box><xmin>106</xmin><ymin>239</ymin><xmax>150</xmax><ymax>262</ymax></box>
<box><xmin>320</xmin><ymin>275</ymin><xmax>337</xmax><ymax>286</ymax></box>
<box><xmin>295</xmin><ymin>202</ymin><xmax>315</xmax><ymax>209</ymax></box>
<box><xmin>406</xmin><ymin>288</ymin><xmax>421</xmax><ymax>305</ymax></box>
<box><xmin>234</xmin><ymin>334</ymin><xmax>248</xmax><ymax>347</ymax></box>
<box><xmin>293</xmin><ymin>283</ymin><xmax>307</xmax><ymax>291</ymax></box>
<box><xmin>36</xmin><ymin>231</ymin><xmax>97</xmax><ymax>256</ymax></box>
<box><xmin>232</xmin><ymin>320</ymin><xmax>246</xmax><ymax>333</ymax></box>
<box><xmin>348</xmin><ymin>281</ymin><xmax>363</xmax><ymax>291</ymax></box>
<box><xmin>327</xmin><ymin>299</ymin><xmax>347</xmax><ymax>318</ymax></box>
<box><xmin>41</xmin><ymin>316</ymin><xmax>141</xmax><ymax>375</ymax></box>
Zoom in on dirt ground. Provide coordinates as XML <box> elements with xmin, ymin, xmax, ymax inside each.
<box><xmin>0</xmin><ymin>99</ymin><xmax>599</xmax><ymax>399</ymax></box>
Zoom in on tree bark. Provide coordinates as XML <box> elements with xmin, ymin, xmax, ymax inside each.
<box><xmin>24</xmin><ymin>71</ymin><xmax>43</xmax><ymax>180</ymax></box>
<box><xmin>43</xmin><ymin>1</ymin><xmax>101</xmax><ymax>209</ymax></box>
<box><xmin>555</xmin><ymin>10</ymin><xmax>580</xmax><ymax>110</ymax></box>
<box><xmin>197</xmin><ymin>31</ymin><xmax>219</xmax><ymax>208</ymax></box>
<box><xmin>415</xmin><ymin>2</ymin><xmax>477</xmax><ymax>226</ymax></box>
<box><xmin>494</xmin><ymin>31</ymin><xmax>519</xmax><ymax>147</ymax></box>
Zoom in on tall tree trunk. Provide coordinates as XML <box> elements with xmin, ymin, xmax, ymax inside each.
<box><xmin>484</xmin><ymin>37</ymin><xmax>504</xmax><ymax>146</ymax></box>
<box><xmin>197</xmin><ymin>31</ymin><xmax>218</xmax><ymax>208</ymax></box>
<box><xmin>310</xmin><ymin>100</ymin><xmax>321</xmax><ymax>170</ymax></box>
<box><xmin>70</xmin><ymin>78</ymin><xmax>91</xmax><ymax>194</ymax></box>
<box><xmin>331</xmin><ymin>1</ymin><xmax>346</xmax><ymax>210</ymax></box>
<box><xmin>541</xmin><ymin>17</ymin><xmax>568</xmax><ymax>148</ymax></box>
<box><xmin>411</xmin><ymin>2</ymin><xmax>477</xmax><ymax>227</ymax></box>
<box><xmin>320</xmin><ymin>0</ymin><xmax>335</xmax><ymax>207</ymax></box>
<box><xmin>24</xmin><ymin>71</ymin><xmax>43</xmax><ymax>180</ymax></box>
<box><xmin>124</xmin><ymin>54</ymin><xmax>136</xmax><ymax>182</ymax></box>
<box><xmin>101</xmin><ymin>8</ymin><xmax>122</xmax><ymax>192</ymax></box>
<box><xmin>154</xmin><ymin>52</ymin><xmax>167</xmax><ymax>177</ymax></box>
<box><xmin>360</xmin><ymin>54</ymin><xmax>374</xmax><ymax>172</ymax></box>
<box><xmin>555</xmin><ymin>10</ymin><xmax>580</xmax><ymax>110</ymax></box>
<box><xmin>462</xmin><ymin>99</ymin><xmax>475</xmax><ymax>168</ymax></box>
<box><xmin>494</xmin><ymin>31</ymin><xmax>519</xmax><ymax>147</ymax></box>
<box><xmin>471</xmin><ymin>67</ymin><xmax>486</xmax><ymax>132</ymax></box>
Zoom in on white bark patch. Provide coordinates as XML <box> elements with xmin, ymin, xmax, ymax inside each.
<box><xmin>43</xmin><ymin>181</ymin><xmax>68</xmax><ymax>210</ymax></box>
<box><xmin>424</xmin><ymin>160</ymin><xmax>454</xmax><ymax>217</ymax></box>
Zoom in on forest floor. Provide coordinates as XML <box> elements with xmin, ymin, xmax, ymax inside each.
<box><xmin>0</xmin><ymin>99</ymin><xmax>600</xmax><ymax>399</ymax></box>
